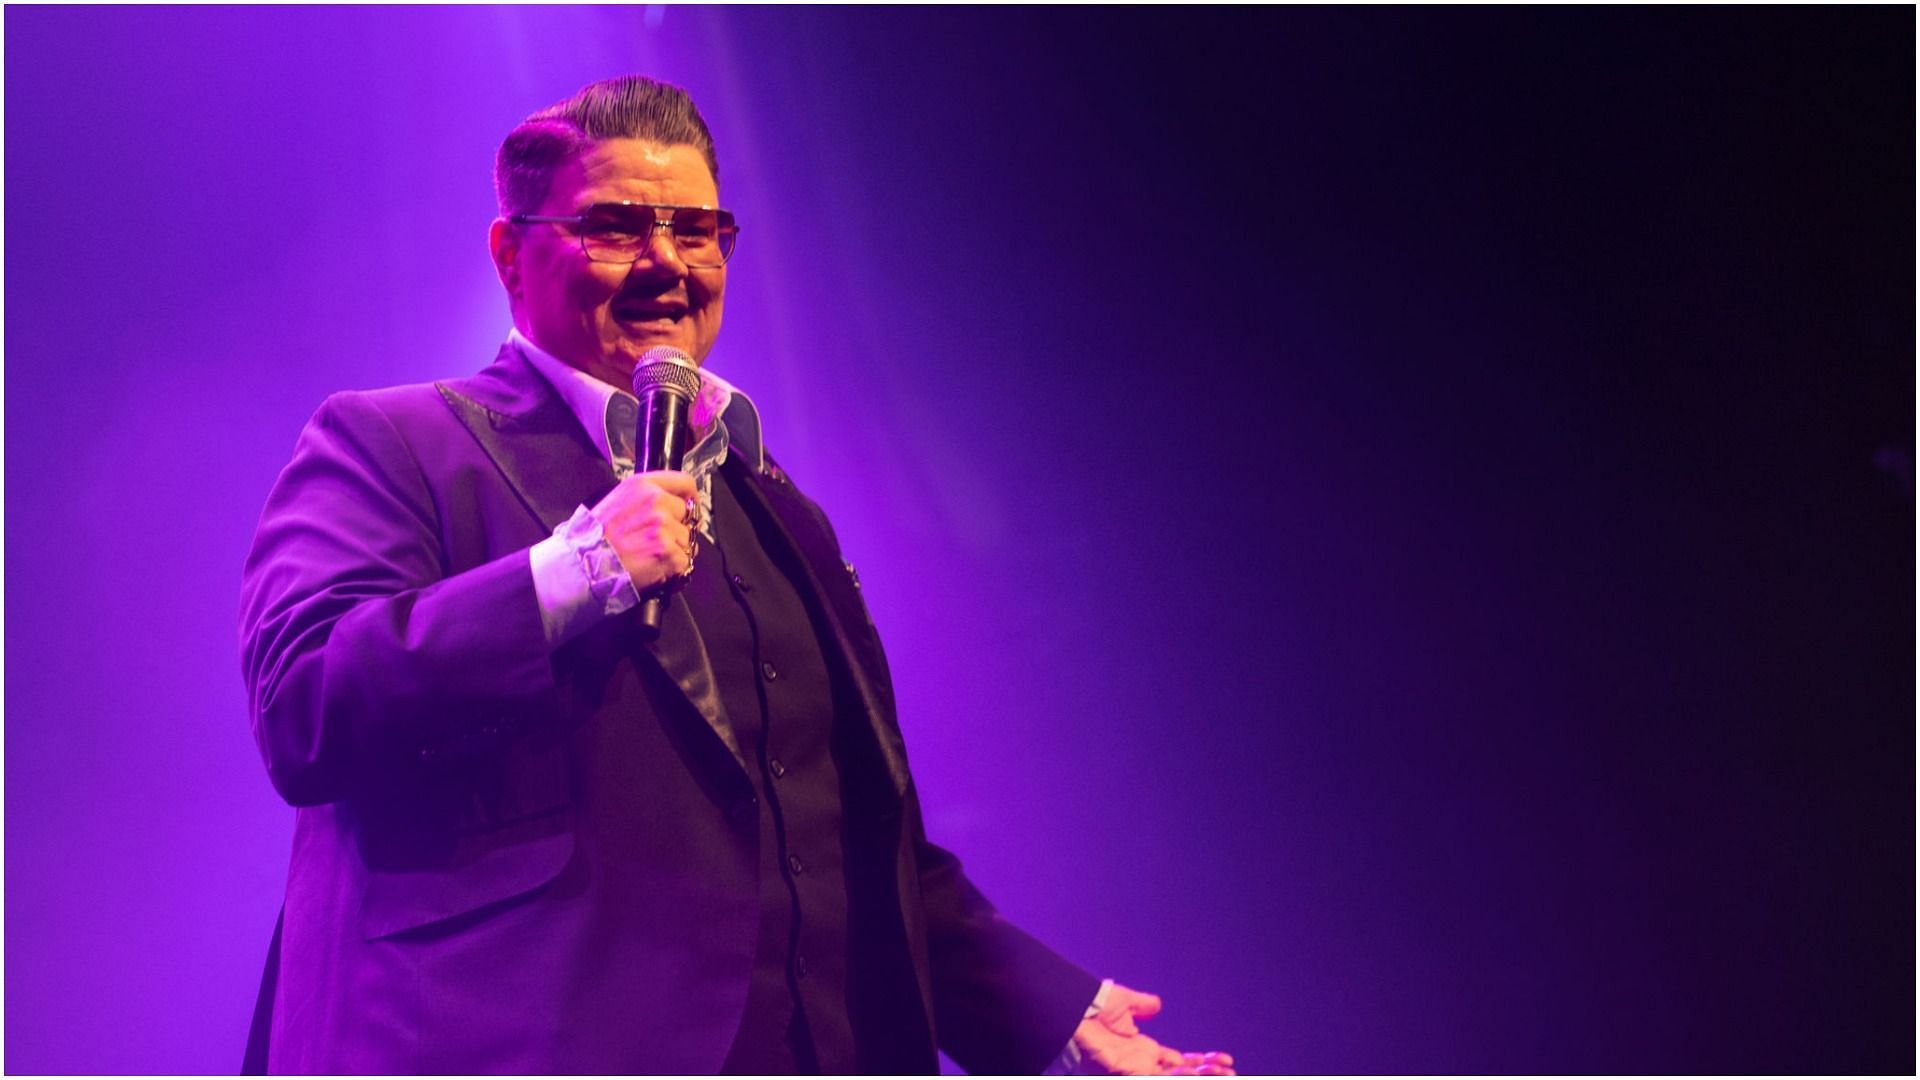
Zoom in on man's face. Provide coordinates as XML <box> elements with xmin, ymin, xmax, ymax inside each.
<box><xmin>492</xmin><ymin>139</ymin><xmax>726</xmax><ymax>385</ymax></box>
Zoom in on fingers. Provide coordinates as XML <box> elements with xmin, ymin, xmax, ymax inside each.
<box><xmin>592</xmin><ymin>472</ymin><xmax>695</xmax><ymax>517</ymax></box>
<box><xmin>635</xmin><ymin>468</ymin><xmax>697</xmax><ymax>501</ymax></box>
<box><xmin>1166</xmin><ymin>1051</ymin><xmax>1236</xmax><ymax>1076</ymax></box>
<box><xmin>1072</xmin><ymin>1018</ymin><xmax>1155</xmax><ymax>1076</ymax></box>
<box><xmin>1100</xmin><ymin>984</ymin><xmax>1162</xmax><ymax>1036</ymax></box>
<box><xmin>592</xmin><ymin>472</ymin><xmax>700</xmax><ymax>589</ymax></box>
<box><xmin>1106</xmin><ymin>983</ymin><xmax>1163</xmax><ymax>1020</ymax></box>
<box><xmin>1074</xmin><ymin>1015</ymin><xmax>1234</xmax><ymax>1079</ymax></box>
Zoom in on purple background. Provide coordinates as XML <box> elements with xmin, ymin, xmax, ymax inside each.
<box><xmin>6</xmin><ymin>7</ymin><xmax>1912</xmax><ymax>1074</ymax></box>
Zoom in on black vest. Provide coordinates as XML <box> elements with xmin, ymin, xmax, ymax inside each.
<box><xmin>689</xmin><ymin>458</ymin><xmax>921</xmax><ymax>1074</ymax></box>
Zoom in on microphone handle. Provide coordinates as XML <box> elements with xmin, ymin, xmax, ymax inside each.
<box><xmin>634</xmin><ymin>388</ymin><xmax>693</xmax><ymax>640</ymax></box>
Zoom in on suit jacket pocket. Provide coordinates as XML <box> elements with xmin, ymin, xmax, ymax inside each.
<box><xmin>357</xmin><ymin>741</ymin><xmax>577</xmax><ymax>941</ymax></box>
<box><xmin>359</xmin><ymin>812</ymin><xmax>574</xmax><ymax>941</ymax></box>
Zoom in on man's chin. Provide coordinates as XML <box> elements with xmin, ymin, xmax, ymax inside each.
<box><xmin>612</xmin><ymin>331</ymin><xmax>704</xmax><ymax>369</ymax></box>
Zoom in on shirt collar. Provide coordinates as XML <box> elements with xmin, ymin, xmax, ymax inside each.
<box><xmin>509</xmin><ymin>327</ymin><xmax>766</xmax><ymax>474</ymax></box>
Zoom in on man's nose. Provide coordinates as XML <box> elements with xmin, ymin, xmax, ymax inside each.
<box><xmin>628</xmin><ymin>220</ymin><xmax>687</xmax><ymax>274</ymax></box>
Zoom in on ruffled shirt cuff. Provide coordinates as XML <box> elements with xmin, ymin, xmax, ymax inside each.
<box><xmin>528</xmin><ymin>503</ymin><xmax>641</xmax><ymax>646</ymax></box>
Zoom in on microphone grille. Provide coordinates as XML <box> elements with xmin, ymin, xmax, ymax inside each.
<box><xmin>630</xmin><ymin>347</ymin><xmax>701</xmax><ymax>400</ymax></box>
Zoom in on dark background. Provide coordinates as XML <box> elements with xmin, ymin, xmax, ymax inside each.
<box><xmin>6</xmin><ymin>7</ymin><xmax>1912</xmax><ymax>1073</ymax></box>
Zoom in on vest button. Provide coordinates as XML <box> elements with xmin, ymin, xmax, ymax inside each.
<box><xmin>769</xmin><ymin>758</ymin><xmax>787</xmax><ymax>779</ymax></box>
<box><xmin>730</xmin><ymin>573</ymin><xmax>750</xmax><ymax>593</ymax></box>
<box><xmin>787</xmin><ymin>853</ymin><xmax>806</xmax><ymax>875</ymax></box>
<box><xmin>761</xmin><ymin>661</ymin><xmax>779</xmax><ymax>681</ymax></box>
<box><xmin>795</xmin><ymin>954</ymin><xmax>809</xmax><ymax>978</ymax></box>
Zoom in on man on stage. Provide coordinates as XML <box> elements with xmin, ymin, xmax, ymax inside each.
<box><xmin>240</xmin><ymin>74</ymin><xmax>1232</xmax><ymax>1075</ymax></box>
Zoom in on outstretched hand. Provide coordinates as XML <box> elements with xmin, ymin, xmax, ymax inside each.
<box><xmin>1072</xmin><ymin>983</ymin><xmax>1235</xmax><ymax>1076</ymax></box>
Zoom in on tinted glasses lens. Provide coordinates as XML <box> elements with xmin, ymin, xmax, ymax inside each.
<box><xmin>672</xmin><ymin>208</ymin><xmax>737</xmax><ymax>266</ymax></box>
<box><xmin>576</xmin><ymin>206</ymin><xmax>736</xmax><ymax>266</ymax></box>
<box><xmin>668</xmin><ymin>208</ymin><xmax>723</xmax><ymax>265</ymax></box>
<box><xmin>577</xmin><ymin>207</ymin><xmax>654</xmax><ymax>262</ymax></box>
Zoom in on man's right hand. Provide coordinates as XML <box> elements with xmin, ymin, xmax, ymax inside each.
<box><xmin>590</xmin><ymin>470</ymin><xmax>699</xmax><ymax>590</ymax></box>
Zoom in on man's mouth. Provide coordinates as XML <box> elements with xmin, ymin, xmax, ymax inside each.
<box><xmin>613</xmin><ymin>298</ymin><xmax>687</xmax><ymax>324</ymax></box>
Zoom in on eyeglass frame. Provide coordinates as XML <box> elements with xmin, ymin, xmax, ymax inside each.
<box><xmin>508</xmin><ymin>201</ymin><xmax>740</xmax><ymax>267</ymax></box>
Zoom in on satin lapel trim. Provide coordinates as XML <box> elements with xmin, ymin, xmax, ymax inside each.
<box><xmin>437</xmin><ymin>347</ymin><xmax>744</xmax><ymax>777</ymax></box>
<box><xmin>729</xmin><ymin>459</ymin><xmax>910</xmax><ymax>800</ymax></box>
<box><xmin>435</xmin><ymin>347</ymin><xmax>614</xmax><ymax>533</ymax></box>
<box><xmin>642</xmin><ymin>595</ymin><xmax>745</xmax><ymax>773</ymax></box>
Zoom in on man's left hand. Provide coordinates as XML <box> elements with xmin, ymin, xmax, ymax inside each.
<box><xmin>1073</xmin><ymin>983</ymin><xmax>1236</xmax><ymax>1076</ymax></box>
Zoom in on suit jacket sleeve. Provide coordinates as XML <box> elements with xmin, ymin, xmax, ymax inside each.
<box><xmin>239</xmin><ymin>389</ymin><xmax>559</xmax><ymax>807</ymax></box>
<box><xmin>917</xmin><ymin>828</ymin><xmax>1102</xmax><ymax>1074</ymax></box>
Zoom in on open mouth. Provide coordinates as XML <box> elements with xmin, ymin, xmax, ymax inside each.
<box><xmin>614</xmin><ymin>298</ymin><xmax>687</xmax><ymax>324</ymax></box>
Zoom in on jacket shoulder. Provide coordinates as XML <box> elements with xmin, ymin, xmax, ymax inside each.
<box><xmin>308</xmin><ymin>343</ymin><xmax>539</xmax><ymax>433</ymax></box>
<box><xmin>311</xmin><ymin>381</ymin><xmax>458</xmax><ymax>430</ymax></box>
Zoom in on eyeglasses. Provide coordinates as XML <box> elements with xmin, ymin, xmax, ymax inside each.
<box><xmin>509</xmin><ymin>202</ymin><xmax>739</xmax><ymax>268</ymax></box>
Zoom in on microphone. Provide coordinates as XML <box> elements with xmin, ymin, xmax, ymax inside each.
<box><xmin>630</xmin><ymin>346</ymin><xmax>702</xmax><ymax>639</ymax></box>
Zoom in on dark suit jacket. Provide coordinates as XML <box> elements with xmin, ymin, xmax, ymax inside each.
<box><xmin>238</xmin><ymin>346</ymin><xmax>1097</xmax><ymax>1074</ymax></box>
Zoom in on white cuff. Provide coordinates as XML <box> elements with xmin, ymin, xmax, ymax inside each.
<box><xmin>529</xmin><ymin>504</ymin><xmax>640</xmax><ymax>646</ymax></box>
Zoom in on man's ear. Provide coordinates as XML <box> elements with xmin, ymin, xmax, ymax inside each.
<box><xmin>487</xmin><ymin>218</ymin><xmax>520</xmax><ymax>298</ymax></box>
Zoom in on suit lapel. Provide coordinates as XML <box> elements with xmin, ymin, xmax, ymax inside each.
<box><xmin>642</xmin><ymin>597</ymin><xmax>744</xmax><ymax>772</ymax></box>
<box><xmin>437</xmin><ymin>346</ymin><xmax>746</xmax><ymax>777</ymax></box>
<box><xmin>435</xmin><ymin>346</ymin><xmax>614</xmax><ymax>533</ymax></box>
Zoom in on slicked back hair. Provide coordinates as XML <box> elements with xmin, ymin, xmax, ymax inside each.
<box><xmin>494</xmin><ymin>75</ymin><xmax>719</xmax><ymax>217</ymax></box>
